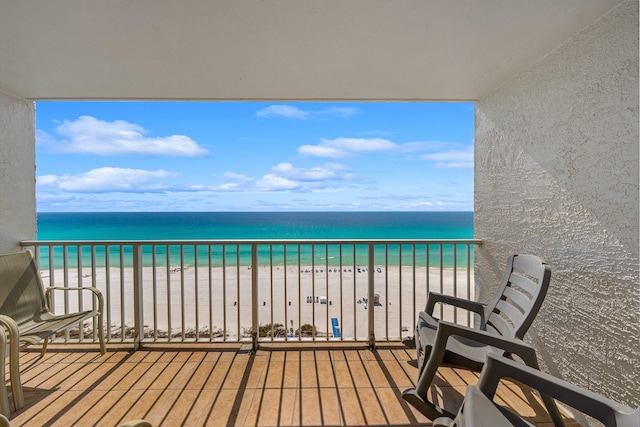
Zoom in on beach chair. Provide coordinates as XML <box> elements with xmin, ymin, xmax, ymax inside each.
<box><xmin>433</xmin><ymin>354</ymin><xmax>640</xmax><ymax>427</ymax></box>
<box><xmin>402</xmin><ymin>254</ymin><xmax>563</xmax><ymax>425</ymax></box>
<box><xmin>0</xmin><ymin>251</ymin><xmax>106</xmax><ymax>410</ymax></box>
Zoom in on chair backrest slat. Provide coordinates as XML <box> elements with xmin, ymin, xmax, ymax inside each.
<box><xmin>507</xmin><ymin>272</ymin><xmax>538</xmax><ymax>297</ymax></box>
<box><xmin>485</xmin><ymin>324</ymin><xmax>502</xmax><ymax>336</ymax></box>
<box><xmin>486</xmin><ymin>312</ymin><xmax>512</xmax><ymax>337</ymax></box>
<box><xmin>493</xmin><ymin>300</ymin><xmax>524</xmax><ymax>333</ymax></box>
<box><xmin>485</xmin><ymin>254</ymin><xmax>551</xmax><ymax>340</ymax></box>
<box><xmin>502</xmin><ymin>287</ymin><xmax>531</xmax><ymax>312</ymax></box>
<box><xmin>0</xmin><ymin>252</ymin><xmax>48</xmax><ymax>325</ymax></box>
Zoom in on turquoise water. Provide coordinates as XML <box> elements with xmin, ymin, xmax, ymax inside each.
<box><xmin>36</xmin><ymin>212</ymin><xmax>474</xmax><ymax>268</ymax></box>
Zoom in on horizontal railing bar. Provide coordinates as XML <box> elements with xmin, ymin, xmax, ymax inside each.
<box><xmin>22</xmin><ymin>239</ymin><xmax>482</xmax><ymax>246</ymax></box>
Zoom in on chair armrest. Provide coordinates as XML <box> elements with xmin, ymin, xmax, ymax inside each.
<box><xmin>0</xmin><ymin>315</ymin><xmax>19</xmax><ymax>338</ymax></box>
<box><xmin>434</xmin><ymin>324</ymin><xmax>568</xmax><ymax>427</ymax></box>
<box><xmin>435</xmin><ymin>320</ymin><xmax>538</xmax><ymax>366</ymax></box>
<box><xmin>45</xmin><ymin>286</ymin><xmax>103</xmax><ymax>297</ymax></box>
<box><xmin>410</xmin><ymin>318</ymin><xmax>539</xmax><ymax>417</ymax></box>
<box><xmin>0</xmin><ymin>326</ymin><xmax>8</xmax><ymax>417</ymax></box>
<box><xmin>45</xmin><ymin>287</ymin><xmax>104</xmax><ymax>314</ymax></box>
<box><xmin>425</xmin><ymin>292</ymin><xmax>487</xmax><ymax>328</ymax></box>
<box><xmin>477</xmin><ymin>355</ymin><xmax>640</xmax><ymax>427</ymax></box>
<box><xmin>0</xmin><ymin>314</ymin><xmax>33</xmax><ymax>350</ymax></box>
<box><xmin>0</xmin><ymin>315</ymin><xmax>25</xmax><ymax>409</ymax></box>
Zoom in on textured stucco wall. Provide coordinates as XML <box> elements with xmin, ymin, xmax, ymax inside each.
<box><xmin>0</xmin><ymin>91</ymin><xmax>36</xmax><ymax>253</ymax></box>
<box><xmin>475</xmin><ymin>0</ymin><xmax>638</xmax><ymax>411</ymax></box>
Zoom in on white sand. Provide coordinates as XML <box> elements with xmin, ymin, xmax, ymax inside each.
<box><xmin>41</xmin><ymin>264</ymin><xmax>474</xmax><ymax>341</ymax></box>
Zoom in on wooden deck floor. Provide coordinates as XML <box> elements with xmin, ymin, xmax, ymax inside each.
<box><xmin>5</xmin><ymin>343</ymin><xmax>574</xmax><ymax>426</ymax></box>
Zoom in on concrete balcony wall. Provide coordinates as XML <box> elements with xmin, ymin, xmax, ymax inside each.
<box><xmin>475</xmin><ymin>0</ymin><xmax>639</xmax><ymax>412</ymax></box>
<box><xmin>0</xmin><ymin>91</ymin><xmax>36</xmax><ymax>253</ymax></box>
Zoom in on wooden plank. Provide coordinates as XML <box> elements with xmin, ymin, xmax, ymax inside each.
<box><xmin>7</xmin><ymin>346</ymin><xmax>576</xmax><ymax>426</ymax></box>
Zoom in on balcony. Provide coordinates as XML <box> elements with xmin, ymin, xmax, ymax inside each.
<box><xmin>1</xmin><ymin>1</ymin><xmax>637</xmax><ymax>421</ymax></box>
<box><xmin>4</xmin><ymin>239</ymin><xmax>582</xmax><ymax>426</ymax></box>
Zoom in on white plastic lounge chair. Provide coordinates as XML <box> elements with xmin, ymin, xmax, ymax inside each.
<box><xmin>402</xmin><ymin>254</ymin><xmax>562</xmax><ymax>425</ymax></box>
<box><xmin>433</xmin><ymin>354</ymin><xmax>640</xmax><ymax>427</ymax></box>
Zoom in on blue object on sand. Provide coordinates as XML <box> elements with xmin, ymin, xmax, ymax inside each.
<box><xmin>331</xmin><ymin>318</ymin><xmax>341</xmax><ymax>338</ymax></box>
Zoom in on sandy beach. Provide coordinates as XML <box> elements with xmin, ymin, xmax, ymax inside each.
<box><xmin>41</xmin><ymin>264</ymin><xmax>474</xmax><ymax>341</ymax></box>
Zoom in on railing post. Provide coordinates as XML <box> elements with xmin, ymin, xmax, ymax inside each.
<box><xmin>132</xmin><ymin>244</ymin><xmax>144</xmax><ymax>351</ymax></box>
<box><xmin>368</xmin><ymin>242</ymin><xmax>376</xmax><ymax>350</ymax></box>
<box><xmin>251</xmin><ymin>243</ymin><xmax>259</xmax><ymax>352</ymax></box>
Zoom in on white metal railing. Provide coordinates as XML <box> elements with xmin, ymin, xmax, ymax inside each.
<box><xmin>20</xmin><ymin>239</ymin><xmax>481</xmax><ymax>350</ymax></box>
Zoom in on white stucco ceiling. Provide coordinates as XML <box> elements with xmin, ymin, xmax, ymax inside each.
<box><xmin>0</xmin><ymin>0</ymin><xmax>624</xmax><ymax>101</ymax></box>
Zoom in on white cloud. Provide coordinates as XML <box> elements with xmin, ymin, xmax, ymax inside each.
<box><xmin>39</xmin><ymin>116</ymin><xmax>209</xmax><ymax>157</ymax></box>
<box><xmin>217</xmin><ymin>162</ymin><xmax>355</xmax><ymax>192</ymax></box>
<box><xmin>256</xmin><ymin>105</ymin><xmax>359</xmax><ymax>120</ymax></box>
<box><xmin>37</xmin><ymin>193</ymin><xmax>75</xmax><ymax>203</ymax></box>
<box><xmin>254</xmin><ymin>174</ymin><xmax>301</xmax><ymax>191</ymax></box>
<box><xmin>37</xmin><ymin>174</ymin><xmax>59</xmax><ymax>186</ymax></box>
<box><xmin>222</xmin><ymin>172</ymin><xmax>252</xmax><ymax>181</ymax></box>
<box><xmin>37</xmin><ymin>167</ymin><xmax>180</xmax><ymax>193</ymax></box>
<box><xmin>299</xmin><ymin>137</ymin><xmax>398</xmax><ymax>159</ymax></box>
<box><xmin>271</xmin><ymin>162</ymin><xmax>338</xmax><ymax>180</ymax></box>
<box><xmin>298</xmin><ymin>145</ymin><xmax>346</xmax><ymax>159</ymax></box>
<box><xmin>325</xmin><ymin>137</ymin><xmax>397</xmax><ymax>152</ymax></box>
<box><xmin>434</xmin><ymin>161</ymin><xmax>474</xmax><ymax>169</ymax></box>
<box><xmin>316</xmin><ymin>107</ymin><xmax>360</xmax><ymax>118</ymax></box>
<box><xmin>215</xmin><ymin>182</ymin><xmax>242</xmax><ymax>191</ymax></box>
<box><xmin>256</xmin><ymin>105</ymin><xmax>309</xmax><ymax>119</ymax></box>
<box><xmin>397</xmin><ymin>141</ymin><xmax>451</xmax><ymax>153</ymax></box>
<box><xmin>421</xmin><ymin>147</ymin><xmax>474</xmax><ymax>168</ymax></box>
<box><xmin>298</xmin><ymin>137</ymin><xmax>474</xmax><ymax>166</ymax></box>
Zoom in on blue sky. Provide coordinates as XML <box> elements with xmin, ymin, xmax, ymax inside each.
<box><xmin>35</xmin><ymin>102</ymin><xmax>474</xmax><ymax>212</ymax></box>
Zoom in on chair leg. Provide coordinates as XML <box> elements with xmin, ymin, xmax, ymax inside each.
<box><xmin>401</xmin><ymin>335</ymin><xmax>415</xmax><ymax>349</ymax></box>
<box><xmin>414</xmin><ymin>343</ymin><xmax>443</xmax><ymax>397</ymax></box>
<box><xmin>402</xmin><ymin>337</ymin><xmax>452</xmax><ymax>420</ymax></box>
<box><xmin>403</xmin><ymin>388</ymin><xmax>454</xmax><ymax>421</ymax></box>
<box><xmin>40</xmin><ymin>337</ymin><xmax>48</xmax><ymax>358</ymax></box>
<box><xmin>0</xmin><ymin>317</ymin><xmax>24</xmax><ymax>410</ymax></box>
<box><xmin>9</xmin><ymin>341</ymin><xmax>23</xmax><ymax>410</ymax></box>
<box><xmin>516</xmin><ymin>353</ymin><xmax>565</xmax><ymax>427</ymax></box>
<box><xmin>98</xmin><ymin>313</ymin><xmax>106</xmax><ymax>355</ymax></box>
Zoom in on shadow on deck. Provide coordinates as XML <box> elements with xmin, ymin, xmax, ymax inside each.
<box><xmin>5</xmin><ymin>343</ymin><xmax>576</xmax><ymax>426</ymax></box>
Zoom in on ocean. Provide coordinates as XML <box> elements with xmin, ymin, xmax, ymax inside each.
<box><xmin>37</xmin><ymin>211</ymin><xmax>473</xmax><ymax>240</ymax></box>
<box><xmin>36</xmin><ymin>212</ymin><xmax>474</xmax><ymax>268</ymax></box>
